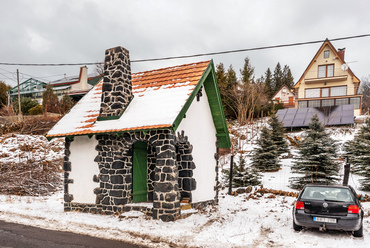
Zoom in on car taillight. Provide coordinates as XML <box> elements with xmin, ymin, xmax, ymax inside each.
<box><xmin>295</xmin><ymin>201</ymin><xmax>305</xmax><ymax>210</ymax></box>
<box><xmin>348</xmin><ymin>205</ymin><xmax>359</xmax><ymax>214</ymax></box>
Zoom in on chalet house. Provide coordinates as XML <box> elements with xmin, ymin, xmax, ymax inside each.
<box><xmin>271</xmin><ymin>84</ymin><xmax>295</xmax><ymax>108</ymax></box>
<box><xmin>46</xmin><ymin>46</ymin><xmax>231</xmax><ymax>221</ymax></box>
<box><xmin>294</xmin><ymin>39</ymin><xmax>362</xmax><ymax>116</ymax></box>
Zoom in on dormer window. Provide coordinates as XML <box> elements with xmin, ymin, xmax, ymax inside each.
<box><xmin>318</xmin><ymin>64</ymin><xmax>334</xmax><ymax>78</ymax></box>
<box><xmin>324</xmin><ymin>50</ymin><xmax>330</xmax><ymax>58</ymax></box>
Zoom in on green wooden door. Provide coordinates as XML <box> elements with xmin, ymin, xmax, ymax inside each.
<box><xmin>132</xmin><ymin>141</ymin><xmax>148</xmax><ymax>203</ymax></box>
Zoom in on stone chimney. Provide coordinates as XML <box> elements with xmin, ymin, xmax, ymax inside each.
<box><xmin>338</xmin><ymin>48</ymin><xmax>346</xmax><ymax>61</ymax></box>
<box><xmin>99</xmin><ymin>46</ymin><xmax>133</xmax><ymax>118</ymax></box>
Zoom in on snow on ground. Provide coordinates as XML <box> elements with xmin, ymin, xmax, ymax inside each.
<box><xmin>0</xmin><ymin>123</ymin><xmax>370</xmax><ymax>247</ymax></box>
<box><xmin>0</xmin><ymin>134</ymin><xmax>64</xmax><ymax>164</ymax></box>
<box><xmin>0</xmin><ymin>189</ymin><xmax>369</xmax><ymax>247</ymax></box>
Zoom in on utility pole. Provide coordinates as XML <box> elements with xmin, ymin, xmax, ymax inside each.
<box><xmin>228</xmin><ymin>149</ymin><xmax>234</xmax><ymax>195</ymax></box>
<box><xmin>343</xmin><ymin>156</ymin><xmax>350</xmax><ymax>186</ymax></box>
<box><xmin>17</xmin><ymin>69</ymin><xmax>22</xmax><ymax>122</ymax></box>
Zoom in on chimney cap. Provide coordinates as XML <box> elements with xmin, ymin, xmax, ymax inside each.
<box><xmin>338</xmin><ymin>48</ymin><xmax>346</xmax><ymax>51</ymax></box>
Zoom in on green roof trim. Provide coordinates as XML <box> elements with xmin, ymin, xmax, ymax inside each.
<box><xmin>88</xmin><ymin>76</ymin><xmax>103</xmax><ymax>86</ymax></box>
<box><xmin>8</xmin><ymin>78</ymin><xmax>47</xmax><ymax>94</ymax></box>
<box><xmin>96</xmin><ymin>96</ymin><xmax>134</xmax><ymax>121</ymax></box>
<box><xmin>172</xmin><ymin>60</ymin><xmax>231</xmax><ymax>149</ymax></box>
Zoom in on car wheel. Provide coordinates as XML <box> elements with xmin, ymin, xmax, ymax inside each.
<box><xmin>353</xmin><ymin>225</ymin><xmax>363</xmax><ymax>237</ymax></box>
<box><xmin>293</xmin><ymin>220</ymin><xmax>302</xmax><ymax>232</ymax></box>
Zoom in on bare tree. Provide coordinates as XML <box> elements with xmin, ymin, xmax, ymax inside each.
<box><xmin>94</xmin><ymin>62</ymin><xmax>105</xmax><ymax>76</ymax></box>
<box><xmin>224</xmin><ymin>82</ymin><xmax>267</xmax><ymax>125</ymax></box>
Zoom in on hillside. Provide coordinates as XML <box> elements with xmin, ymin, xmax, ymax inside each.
<box><xmin>0</xmin><ymin>121</ymin><xmax>369</xmax><ymax>247</ymax></box>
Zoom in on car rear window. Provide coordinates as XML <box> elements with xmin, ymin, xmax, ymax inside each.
<box><xmin>301</xmin><ymin>186</ymin><xmax>353</xmax><ymax>202</ymax></box>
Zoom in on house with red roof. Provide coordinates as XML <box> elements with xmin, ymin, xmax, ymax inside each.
<box><xmin>46</xmin><ymin>46</ymin><xmax>230</xmax><ymax>221</ymax></box>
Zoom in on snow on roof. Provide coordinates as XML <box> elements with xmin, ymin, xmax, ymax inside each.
<box><xmin>46</xmin><ymin>61</ymin><xmax>210</xmax><ymax>138</ymax></box>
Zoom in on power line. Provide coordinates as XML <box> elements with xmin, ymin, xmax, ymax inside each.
<box><xmin>0</xmin><ymin>34</ymin><xmax>369</xmax><ymax>66</ymax></box>
<box><xmin>0</xmin><ymin>72</ymin><xmax>16</xmax><ymax>82</ymax></box>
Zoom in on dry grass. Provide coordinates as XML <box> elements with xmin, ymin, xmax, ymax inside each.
<box><xmin>0</xmin><ymin>158</ymin><xmax>63</xmax><ymax>196</ymax></box>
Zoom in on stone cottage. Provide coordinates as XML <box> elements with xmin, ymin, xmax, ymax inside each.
<box><xmin>46</xmin><ymin>46</ymin><xmax>230</xmax><ymax>221</ymax></box>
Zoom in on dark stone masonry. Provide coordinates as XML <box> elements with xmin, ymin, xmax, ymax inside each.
<box><xmin>62</xmin><ymin>46</ymin><xmax>217</xmax><ymax>222</ymax></box>
<box><xmin>99</xmin><ymin>46</ymin><xmax>133</xmax><ymax>118</ymax></box>
<box><xmin>63</xmin><ymin>129</ymin><xmax>199</xmax><ymax>222</ymax></box>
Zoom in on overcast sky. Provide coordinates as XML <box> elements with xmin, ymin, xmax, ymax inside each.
<box><xmin>1</xmin><ymin>0</ymin><xmax>369</xmax><ymax>87</ymax></box>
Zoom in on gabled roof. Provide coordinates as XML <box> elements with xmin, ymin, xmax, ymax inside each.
<box><xmin>8</xmin><ymin>78</ymin><xmax>46</xmax><ymax>95</ymax></box>
<box><xmin>46</xmin><ymin>60</ymin><xmax>231</xmax><ymax>148</ymax></box>
<box><xmin>294</xmin><ymin>39</ymin><xmax>360</xmax><ymax>88</ymax></box>
<box><xmin>271</xmin><ymin>84</ymin><xmax>294</xmax><ymax>100</ymax></box>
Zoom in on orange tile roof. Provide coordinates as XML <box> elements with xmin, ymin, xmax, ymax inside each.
<box><xmin>46</xmin><ymin>61</ymin><xmax>210</xmax><ymax>138</ymax></box>
<box><xmin>132</xmin><ymin>61</ymin><xmax>209</xmax><ymax>90</ymax></box>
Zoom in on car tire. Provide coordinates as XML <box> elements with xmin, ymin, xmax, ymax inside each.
<box><xmin>293</xmin><ymin>220</ymin><xmax>302</xmax><ymax>232</ymax></box>
<box><xmin>353</xmin><ymin>225</ymin><xmax>363</xmax><ymax>237</ymax></box>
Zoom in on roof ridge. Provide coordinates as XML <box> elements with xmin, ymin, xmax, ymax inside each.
<box><xmin>132</xmin><ymin>60</ymin><xmax>210</xmax><ymax>76</ymax></box>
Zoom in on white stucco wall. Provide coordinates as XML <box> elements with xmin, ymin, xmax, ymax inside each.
<box><xmin>69</xmin><ymin>135</ymin><xmax>99</xmax><ymax>204</ymax></box>
<box><xmin>177</xmin><ymin>87</ymin><xmax>217</xmax><ymax>203</ymax></box>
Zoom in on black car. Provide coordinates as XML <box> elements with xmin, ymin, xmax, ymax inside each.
<box><xmin>292</xmin><ymin>184</ymin><xmax>364</xmax><ymax>237</ymax></box>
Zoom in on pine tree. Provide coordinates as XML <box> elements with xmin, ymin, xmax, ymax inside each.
<box><xmin>240</xmin><ymin>57</ymin><xmax>255</xmax><ymax>84</ymax></box>
<box><xmin>345</xmin><ymin>118</ymin><xmax>370</xmax><ymax>190</ymax></box>
<box><xmin>290</xmin><ymin>114</ymin><xmax>339</xmax><ymax>189</ymax></box>
<box><xmin>251</xmin><ymin>126</ymin><xmax>280</xmax><ymax>171</ymax></box>
<box><xmin>282</xmin><ymin>65</ymin><xmax>294</xmax><ymax>89</ymax></box>
<box><xmin>230</xmin><ymin>154</ymin><xmax>261</xmax><ymax>187</ymax></box>
<box><xmin>264</xmin><ymin>68</ymin><xmax>274</xmax><ymax>98</ymax></box>
<box><xmin>273</xmin><ymin>62</ymin><xmax>283</xmax><ymax>93</ymax></box>
<box><xmin>268</xmin><ymin>112</ymin><xmax>289</xmax><ymax>155</ymax></box>
<box><xmin>216</xmin><ymin>63</ymin><xmax>237</xmax><ymax>119</ymax></box>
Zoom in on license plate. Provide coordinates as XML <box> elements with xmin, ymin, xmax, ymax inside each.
<box><xmin>313</xmin><ymin>217</ymin><xmax>337</xmax><ymax>223</ymax></box>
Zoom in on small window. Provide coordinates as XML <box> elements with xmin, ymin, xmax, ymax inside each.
<box><xmin>318</xmin><ymin>64</ymin><xmax>334</xmax><ymax>78</ymax></box>
<box><xmin>305</xmin><ymin>88</ymin><xmax>320</xmax><ymax>98</ymax></box>
<box><xmin>322</xmin><ymin>88</ymin><xmax>329</xmax><ymax>97</ymax></box>
<box><xmin>331</xmin><ymin>86</ymin><xmax>347</xmax><ymax>97</ymax></box>
<box><xmin>324</xmin><ymin>50</ymin><xmax>330</xmax><ymax>58</ymax></box>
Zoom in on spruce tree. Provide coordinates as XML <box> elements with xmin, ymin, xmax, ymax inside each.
<box><xmin>273</xmin><ymin>62</ymin><xmax>283</xmax><ymax>92</ymax></box>
<box><xmin>290</xmin><ymin>114</ymin><xmax>339</xmax><ymax>189</ymax></box>
<box><xmin>282</xmin><ymin>65</ymin><xmax>294</xmax><ymax>89</ymax></box>
<box><xmin>216</xmin><ymin>63</ymin><xmax>236</xmax><ymax>119</ymax></box>
<box><xmin>251</xmin><ymin>126</ymin><xmax>280</xmax><ymax>172</ymax></box>
<box><xmin>345</xmin><ymin>118</ymin><xmax>370</xmax><ymax>190</ymax></box>
<box><xmin>240</xmin><ymin>57</ymin><xmax>255</xmax><ymax>84</ymax></box>
<box><xmin>264</xmin><ymin>68</ymin><xmax>274</xmax><ymax>98</ymax></box>
<box><xmin>268</xmin><ymin>112</ymin><xmax>289</xmax><ymax>155</ymax></box>
<box><xmin>231</xmin><ymin>154</ymin><xmax>261</xmax><ymax>187</ymax></box>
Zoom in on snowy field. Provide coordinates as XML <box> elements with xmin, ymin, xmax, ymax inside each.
<box><xmin>0</xmin><ymin>123</ymin><xmax>370</xmax><ymax>247</ymax></box>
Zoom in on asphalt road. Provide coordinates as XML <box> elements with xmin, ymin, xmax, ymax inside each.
<box><xmin>0</xmin><ymin>220</ymin><xmax>143</xmax><ymax>248</ymax></box>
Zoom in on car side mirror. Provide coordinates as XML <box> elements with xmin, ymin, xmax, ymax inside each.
<box><xmin>359</xmin><ymin>196</ymin><xmax>365</xmax><ymax>201</ymax></box>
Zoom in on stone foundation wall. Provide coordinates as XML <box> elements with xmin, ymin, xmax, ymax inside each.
<box><xmin>94</xmin><ymin>129</ymin><xmax>181</xmax><ymax>221</ymax></box>
<box><xmin>63</xmin><ymin>137</ymin><xmax>74</xmax><ymax>203</ymax></box>
<box><xmin>63</xmin><ymin>130</ymin><xmax>200</xmax><ymax>221</ymax></box>
<box><xmin>176</xmin><ymin>131</ymin><xmax>196</xmax><ymax>201</ymax></box>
